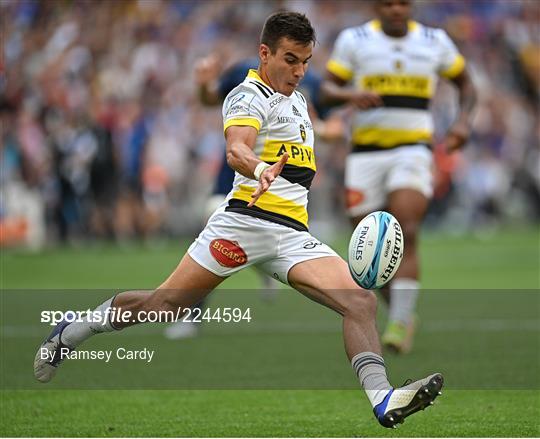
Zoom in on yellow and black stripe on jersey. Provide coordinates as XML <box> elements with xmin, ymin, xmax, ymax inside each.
<box><xmin>226</xmin><ymin>139</ymin><xmax>316</xmax><ymax>232</ymax></box>
<box><xmin>361</xmin><ymin>74</ymin><xmax>433</xmax><ymax>110</ymax></box>
<box><xmin>259</xmin><ymin>140</ymin><xmax>316</xmax><ymax>188</ymax></box>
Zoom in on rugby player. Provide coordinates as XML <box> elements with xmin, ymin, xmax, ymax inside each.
<box><xmin>34</xmin><ymin>12</ymin><xmax>444</xmax><ymax>428</ymax></box>
<box><xmin>165</xmin><ymin>54</ymin><xmax>337</xmax><ymax>339</ymax></box>
<box><xmin>323</xmin><ymin>0</ymin><xmax>477</xmax><ymax>353</ymax></box>
<box><xmin>164</xmin><ymin>52</ymin><xmax>345</xmax><ymax>340</ymax></box>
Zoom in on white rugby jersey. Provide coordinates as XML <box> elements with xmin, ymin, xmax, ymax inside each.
<box><xmin>222</xmin><ymin>69</ymin><xmax>315</xmax><ymax>231</ymax></box>
<box><xmin>327</xmin><ymin>20</ymin><xmax>466</xmax><ymax>151</ymax></box>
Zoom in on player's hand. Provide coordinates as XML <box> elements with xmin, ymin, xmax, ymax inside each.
<box><xmin>194</xmin><ymin>54</ymin><xmax>220</xmax><ymax>86</ymax></box>
<box><xmin>248</xmin><ymin>153</ymin><xmax>289</xmax><ymax>207</ymax></box>
<box><xmin>443</xmin><ymin>120</ymin><xmax>470</xmax><ymax>153</ymax></box>
<box><xmin>350</xmin><ymin>91</ymin><xmax>383</xmax><ymax>109</ymax></box>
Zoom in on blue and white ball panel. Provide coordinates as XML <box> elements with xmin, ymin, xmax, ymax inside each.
<box><xmin>348</xmin><ymin>211</ymin><xmax>404</xmax><ymax>289</ymax></box>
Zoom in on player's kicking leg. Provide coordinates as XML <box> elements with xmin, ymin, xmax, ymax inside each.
<box><xmin>287</xmin><ymin>256</ymin><xmax>443</xmax><ymax>428</ymax></box>
<box><xmin>34</xmin><ymin>254</ymin><xmax>224</xmax><ymax>383</ymax></box>
<box><xmin>34</xmin><ymin>319</ymin><xmax>74</xmax><ymax>383</ymax></box>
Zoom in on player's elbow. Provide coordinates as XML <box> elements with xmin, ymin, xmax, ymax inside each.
<box><xmin>462</xmin><ymin>73</ymin><xmax>477</xmax><ymax>101</ymax></box>
<box><xmin>468</xmin><ymin>80</ymin><xmax>478</xmax><ymax>108</ymax></box>
<box><xmin>320</xmin><ymin>80</ymin><xmax>344</xmax><ymax>107</ymax></box>
<box><xmin>226</xmin><ymin>144</ymin><xmax>240</xmax><ymax>170</ymax></box>
<box><xmin>454</xmin><ymin>69</ymin><xmax>478</xmax><ymax>110</ymax></box>
<box><xmin>320</xmin><ymin>81</ymin><xmax>334</xmax><ymax>105</ymax></box>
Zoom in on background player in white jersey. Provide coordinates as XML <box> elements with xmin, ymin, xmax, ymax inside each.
<box><xmin>323</xmin><ymin>0</ymin><xmax>477</xmax><ymax>353</ymax></box>
<box><xmin>34</xmin><ymin>11</ymin><xmax>444</xmax><ymax>429</ymax></box>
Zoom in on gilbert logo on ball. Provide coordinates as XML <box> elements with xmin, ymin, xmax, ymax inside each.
<box><xmin>348</xmin><ymin>211</ymin><xmax>404</xmax><ymax>289</ymax></box>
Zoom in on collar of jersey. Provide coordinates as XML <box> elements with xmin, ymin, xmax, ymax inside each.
<box><xmin>247</xmin><ymin>69</ymin><xmax>275</xmax><ymax>93</ymax></box>
<box><xmin>370</xmin><ymin>19</ymin><xmax>418</xmax><ymax>35</ymax></box>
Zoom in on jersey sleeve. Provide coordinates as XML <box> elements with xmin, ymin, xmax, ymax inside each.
<box><xmin>222</xmin><ymin>87</ymin><xmax>266</xmax><ymax>133</ymax></box>
<box><xmin>326</xmin><ymin>29</ymin><xmax>355</xmax><ymax>83</ymax></box>
<box><xmin>435</xmin><ymin>29</ymin><xmax>466</xmax><ymax>79</ymax></box>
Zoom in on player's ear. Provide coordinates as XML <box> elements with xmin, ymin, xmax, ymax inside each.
<box><xmin>259</xmin><ymin>44</ymin><xmax>271</xmax><ymax>63</ymax></box>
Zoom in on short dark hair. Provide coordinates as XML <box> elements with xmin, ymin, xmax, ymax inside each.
<box><xmin>260</xmin><ymin>11</ymin><xmax>316</xmax><ymax>53</ymax></box>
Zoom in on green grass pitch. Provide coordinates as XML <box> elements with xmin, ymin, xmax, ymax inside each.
<box><xmin>1</xmin><ymin>227</ymin><xmax>539</xmax><ymax>437</ymax></box>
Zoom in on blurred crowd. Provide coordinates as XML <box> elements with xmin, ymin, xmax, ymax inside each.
<box><xmin>1</xmin><ymin>0</ymin><xmax>539</xmax><ymax>248</ymax></box>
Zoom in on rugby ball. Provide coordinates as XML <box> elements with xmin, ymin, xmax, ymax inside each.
<box><xmin>348</xmin><ymin>211</ymin><xmax>404</xmax><ymax>289</ymax></box>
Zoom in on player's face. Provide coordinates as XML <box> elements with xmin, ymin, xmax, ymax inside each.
<box><xmin>260</xmin><ymin>37</ymin><xmax>313</xmax><ymax>96</ymax></box>
<box><xmin>376</xmin><ymin>0</ymin><xmax>412</xmax><ymax>35</ymax></box>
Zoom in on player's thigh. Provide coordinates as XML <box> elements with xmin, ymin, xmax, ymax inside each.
<box><xmin>386</xmin><ymin>145</ymin><xmax>433</xmax><ymax>210</ymax></box>
<box><xmin>151</xmin><ymin>212</ymin><xmax>277</xmax><ymax>310</ymax></box>
<box><xmin>287</xmin><ymin>255</ymin><xmax>375</xmax><ymax>316</ymax></box>
<box><xmin>345</xmin><ymin>152</ymin><xmax>388</xmax><ymax>218</ymax></box>
<box><xmin>188</xmin><ymin>211</ymin><xmax>279</xmax><ymax>278</ymax></box>
<box><xmin>257</xmin><ymin>231</ymin><xmax>338</xmax><ymax>286</ymax></box>
<box><xmin>259</xmin><ymin>228</ymin><xmax>373</xmax><ymax>315</ymax></box>
<box><xmin>149</xmin><ymin>253</ymin><xmax>226</xmax><ymax>311</ymax></box>
<box><xmin>387</xmin><ymin>188</ymin><xmax>429</xmax><ymax>227</ymax></box>
<box><xmin>386</xmin><ymin>147</ymin><xmax>432</xmax><ymax>224</ymax></box>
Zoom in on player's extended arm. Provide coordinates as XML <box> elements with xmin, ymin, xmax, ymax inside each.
<box><xmin>321</xmin><ymin>72</ymin><xmax>382</xmax><ymax>109</ymax></box>
<box><xmin>195</xmin><ymin>55</ymin><xmax>222</xmax><ymax>106</ymax></box>
<box><xmin>444</xmin><ymin>68</ymin><xmax>477</xmax><ymax>152</ymax></box>
<box><xmin>225</xmin><ymin>125</ymin><xmax>289</xmax><ymax>207</ymax></box>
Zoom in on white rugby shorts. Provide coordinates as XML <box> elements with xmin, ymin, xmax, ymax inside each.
<box><xmin>188</xmin><ymin>210</ymin><xmax>338</xmax><ymax>284</ymax></box>
<box><xmin>345</xmin><ymin>145</ymin><xmax>434</xmax><ymax>217</ymax></box>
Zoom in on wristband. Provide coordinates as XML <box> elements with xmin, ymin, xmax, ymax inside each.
<box><xmin>253</xmin><ymin>162</ymin><xmax>271</xmax><ymax>181</ymax></box>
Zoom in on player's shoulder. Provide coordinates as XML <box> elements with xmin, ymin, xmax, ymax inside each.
<box><xmin>224</xmin><ymin>80</ymin><xmax>268</xmax><ymax>109</ymax></box>
<box><xmin>336</xmin><ymin>21</ymin><xmax>376</xmax><ymax>42</ymax></box>
<box><xmin>222</xmin><ymin>76</ymin><xmax>278</xmax><ymax>120</ymax></box>
<box><xmin>241</xmin><ymin>70</ymin><xmax>276</xmax><ymax>102</ymax></box>
<box><xmin>413</xmin><ymin>21</ymin><xmax>453</xmax><ymax>45</ymax></box>
<box><xmin>222</xmin><ymin>83</ymin><xmax>259</xmax><ymax>120</ymax></box>
<box><xmin>224</xmin><ymin>83</ymin><xmax>252</xmax><ymax>106</ymax></box>
<box><xmin>293</xmin><ymin>90</ymin><xmax>308</xmax><ymax>108</ymax></box>
<box><xmin>296</xmin><ymin>69</ymin><xmax>321</xmax><ymax>105</ymax></box>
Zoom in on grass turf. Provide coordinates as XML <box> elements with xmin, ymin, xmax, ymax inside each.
<box><xmin>1</xmin><ymin>227</ymin><xmax>539</xmax><ymax>436</ymax></box>
<box><xmin>3</xmin><ymin>390</ymin><xmax>539</xmax><ymax>437</ymax></box>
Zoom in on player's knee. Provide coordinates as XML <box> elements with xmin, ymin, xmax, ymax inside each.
<box><xmin>343</xmin><ymin>289</ymin><xmax>377</xmax><ymax>320</ymax></box>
